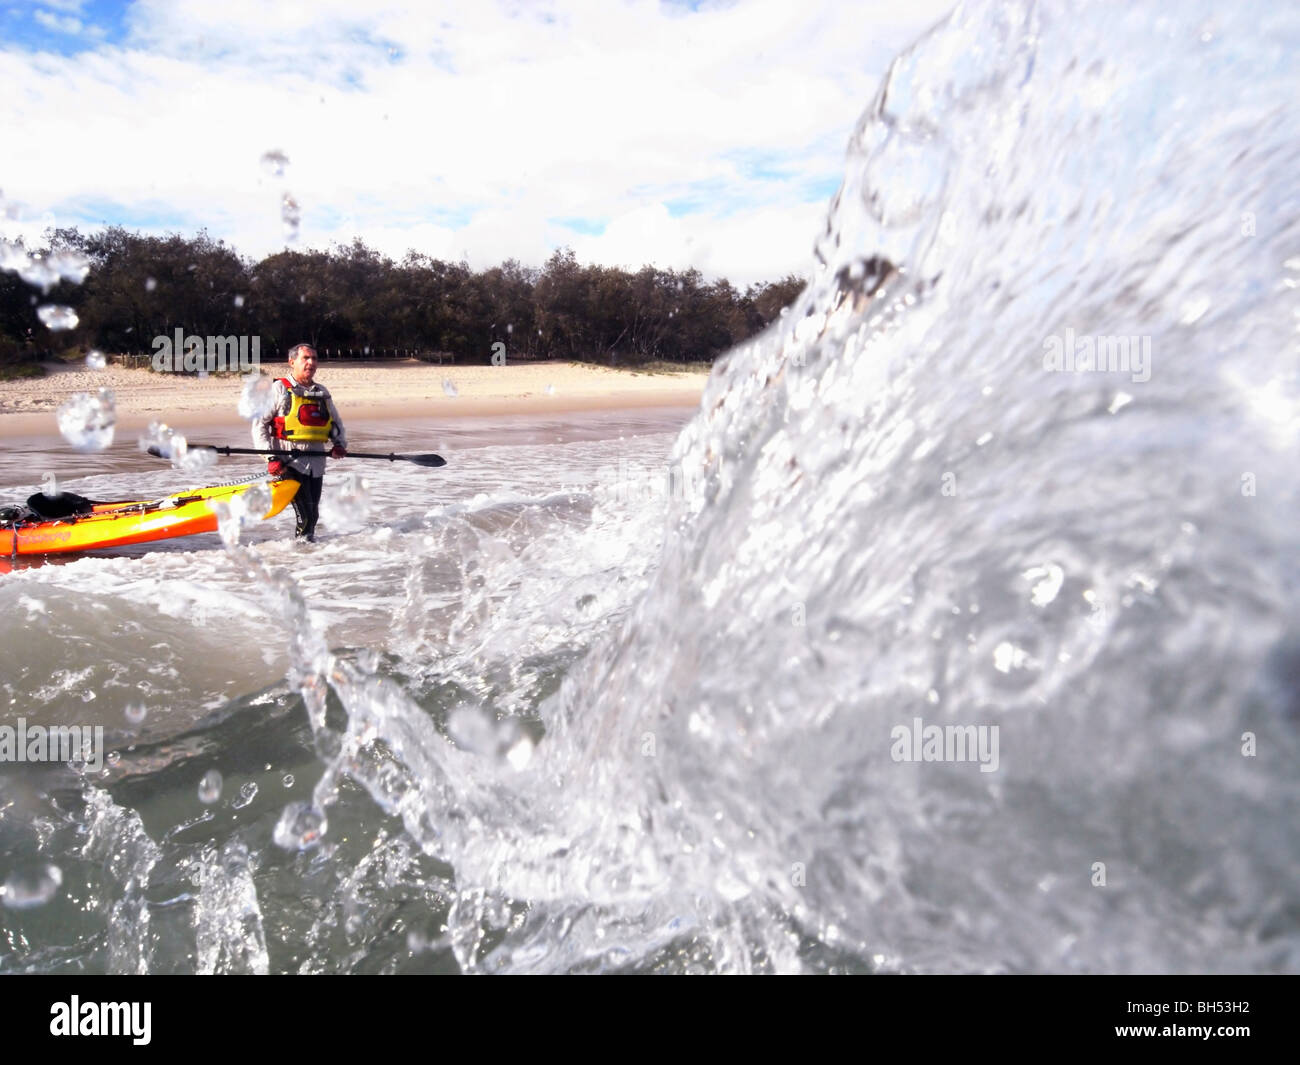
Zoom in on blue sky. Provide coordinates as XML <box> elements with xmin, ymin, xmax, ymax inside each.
<box><xmin>2</xmin><ymin>0</ymin><xmax>128</xmax><ymax>52</ymax></box>
<box><xmin>0</xmin><ymin>0</ymin><xmax>951</xmax><ymax>283</ymax></box>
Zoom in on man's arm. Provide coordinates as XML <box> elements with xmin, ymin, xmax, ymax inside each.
<box><xmin>325</xmin><ymin>391</ymin><xmax>347</xmax><ymax>450</ymax></box>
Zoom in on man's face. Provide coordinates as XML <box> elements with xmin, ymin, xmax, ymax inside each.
<box><xmin>290</xmin><ymin>346</ymin><xmax>318</xmax><ymax>383</ymax></box>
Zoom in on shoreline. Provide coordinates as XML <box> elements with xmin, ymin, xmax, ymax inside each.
<box><xmin>0</xmin><ymin>359</ymin><xmax>708</xmax><ymax>442</ymax></box>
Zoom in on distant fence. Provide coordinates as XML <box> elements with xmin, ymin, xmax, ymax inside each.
<box><xmin>108</xmin><ymin>348</ymin><xmax>462</xmax><ymax>369</ymax></box>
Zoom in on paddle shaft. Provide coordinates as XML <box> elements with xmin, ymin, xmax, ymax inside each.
<box><xmin>149</xmin><ymin>445</ymin><xmax>446</xmax><ymax>468</ymax></box>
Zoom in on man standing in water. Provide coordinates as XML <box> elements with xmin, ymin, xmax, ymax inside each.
<box><xmin>253</xmin><ymin>343</ymin><xmax>347</xmax><ymax>542</ymax></box>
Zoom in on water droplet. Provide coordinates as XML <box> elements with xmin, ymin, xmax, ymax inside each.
<box><xmin>0</xmin><ymin>246</ymin><xmax>89</xmax><ymax>292</ymax></box>
<box><xmin>1024</xmin><ymin>563</ymin><xmax>1064</xmax><ymax>607</ymax></box>
<box><xmin>233</xmin><ymin>294</ymin><xmax>245</xmax><ymax>308</ymax></box>
<box><xmin>231</xmin><ymin>781</ymin><xmax>258</xmax><ymax>809</ymax></box>
<box><xmin>84</xmin><ymin>349</ymin><xmax>106</xmax><ymax>370</ymax></box>
<box><xmin>238</xmin><ymin>373</ymin><xmax>278</xmax><ymax>421</ymax></box>
<box><xmin>144</xmin><ymin>276</ymin><xmax>157</xmax><ymax>292</ymax></box>
<box><xmin>56</xmin><ymin>388</ymin><xmax>116</xmax><ymax>452</ymax></box>
<box><xmin>320</xmin><ymin>472</ymin><xmax>372</xmax><ymax>532</ymax></box>
<box><xmin>198</xmin><ymin>769</ymin><xmax>223</xmax><ymax>803</ymax></box>
<box><xmin>50</xmin><ymin>250</ymin><xmax>89</xmax><ymax>285</ymax></box>
<box><xmin>243</xmin><ymin>481</ymin><xmax>272</xmax><ymax>518</ymax></box>
<box><xmin>863</xmin><ymin>129</ymin><xmax>949</xmax><ymax>228</ymax></box>
<box><xmin>282</xmin><ymin>773</ymin><xmax>295</xmax><ymax>788</ymax></box>
<box><xmin>177</xmin><ymin>445</ymin><xmax>217</xmax><ymax>474</ymax></box>
<box><xmin>158</xmin><ymin>426</ymin><xmax>190</xmax><ymax>466</ymax></box>
<box><xmin>260</xmin><ymin>149</ymin><xmax>289</xmax><ymax>178</ymax></box>
<box><xmin>1</xmin><ymin>864</ymin><xmax>63</xmax><ymax>909</ymax></box>
<box><xmin>281</xmin><ymin>193</ymin><xmax>301</xmax><ymax>241</ymax></box>
<box><xmin>125</xmin><ymin>703</ymin><xmax>148</xmax><ymax>725</ymax></box>
<box><xmin>544</xmin><ymin>384</ymin><xmax>556</xmax><ymax>395</ymax></box>
<box><xmin>504</xmin><ymin>733</ymin><xmax>534</xmax><ymax>770</ymax></box>
<box><xmin>273</xmin><ymin>801</ymin><xmax>326</xmax><ymax>849</ymax></box>
<box><xmin>210</xmin><ymin>495</ymin><xmax>247</xmax><ymax>549</ymax></box>
<box><xmin>37</xmin><ymin>304</ymin><xmax>79</xmax><ymax>331</ymax></box>
<box><xmin>137</xmin><ymin>419</ymin><xmax>185</xmax><ymax>461</ymax></box>
<box><xmin>442</xmin><ymin>379</ymin><xmax>458</xmax><ymax>397</ymax></box>
<box><xmin>0</xmin><ymin>246</ymin><xmax>49</xmax><ymax>289</ymax></box>
<box><xmin>448</xmin><ymin>707</ymin><xmax>496</xmax><ymax>753</ymax></box>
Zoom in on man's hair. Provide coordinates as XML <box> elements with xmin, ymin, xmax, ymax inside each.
<box><xmin>288</xmin><ymin>343</ymin><xmax>317</xmax><ymax>361</ymax></box>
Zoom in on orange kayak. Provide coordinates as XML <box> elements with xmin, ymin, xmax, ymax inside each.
<box><xmin>2</xmin><ymin>476</ymin><xmax>299</xmax><ymax>556</ymax></box>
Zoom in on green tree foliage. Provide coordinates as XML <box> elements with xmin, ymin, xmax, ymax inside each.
<box><xmin>1</xmin><ymin>229</ymin><xmax>807</xmax><ymax>369</ymax></box>
<box><xmin>0</xmin><ymin>267</ymin><xmax>36</xmax><ymax>361</ymax></box>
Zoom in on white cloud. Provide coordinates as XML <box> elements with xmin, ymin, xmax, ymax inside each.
<box><xmin>33</xmin><ymin>8</ymin><xmax>82</xmax><ymax>34</ymax></box>
<box><xmin>1</xmin><ymin>0</ymin><xmax>954</xmax><ymax>281</ymax></box>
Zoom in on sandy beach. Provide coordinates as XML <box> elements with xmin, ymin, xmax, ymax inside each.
<box><xmin>0</xmin><ymin>359</ymin><xmax>709</xmax><ymax>439</ymax></box>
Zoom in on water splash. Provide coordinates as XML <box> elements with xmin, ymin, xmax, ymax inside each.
<box><xmin>328</xmin><ymin>0</ymin><xmax>1297</xmax><ymax>973</ymax></box>
<box><xmin>37</xmin><ymin>304</ymin><xmax>79</xmax><ymax>331</ymax></box>
<box><xmin>318</xmin><ymin>471</ymin><xmax>372</xmax><ymax>533</ymax></box>
<box><xmin>198</xmin><ymin>769</ymin><xmax>223</xmax><ymax>804</ymax></box>
<box><xmin>273</xmin><ymin>801</ymin><xmax>327</xmax><ymax>850</ymax></box>
<box><xmin>4</xmin><ymin>0</ymin><xmax>1297</xmax><ymax>977</ymax></box>
<box><xmin>178</xmin><ymin>446</ymin><xmax>218</xmax><ymax>475</ymax></box>
<box><xmin>210</xmin><ymin>483</ymin><xmax>271</xmax><ymax>548</ymax></box>
<box><xmin>447</xmin><ymin>707</ymin><xmax>534</xmax><ymax>769</ymax></box>
<box><xmin>0</xmin><ymin>245</ymin><xmax>89</xmax><ymax>292</ymax></box>
<box><xmin>194</xmin><ymin>839</ymin><xmax>270</xmax><ymax>974</ymax></box>
<box><xmin>136</xmin><ymin>419</ymin><xmax>216</xmax><ymax>473</ymax></box>
<box><xmin>55</xmin><ymin>388</ymin><xmax>116</xmax><ymax>452</ymax></box>
<box><xmin>281</xmin><ymin>193</ymin><xmax>301</xmax><ymax>241</ymax></box>
<box><xmin>81</xmin><ymin>789</ymin><xmax>162</xmax><ymax>974</ymax></box>
<box><xmin>238</xmin><ymin>372</ymin><xmax>279</xmax><ymax>420</ymax></box>
<box><xmin>231</xmin><ymin>781</ymin><xmax>258</xmax><ymax>810</ymax></box>
<box><xmin>0</xmin><ymin>863</ymin><xmax>63</xmax><ymax>909</ymax></box>
<box><xmin>529</xmin><ymin>0</ymin><xmax>1299</xmax><ymax>973</ymax></box>
<box><xmin>243</xmin><ymin>482</ymin><xmax>272</xmax><ymax>519</ymax></box>
<box><xmin>260</xmin><ymin>149</ymin><xmax>289</xmax><ymax>178</ymax></box>
<box><xmin>137</xmin><ymin>419</ymin><xmax>181</xmax><ymax>460</ymax></box>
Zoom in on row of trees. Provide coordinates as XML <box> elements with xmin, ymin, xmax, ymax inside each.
<box><xmin>1</xmin><ymin>228</ymin><xmax>805</xmax><ymax>368</ymax></box>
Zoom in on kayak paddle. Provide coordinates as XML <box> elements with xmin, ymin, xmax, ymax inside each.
<box><xmin>148</xmin><ymin>445</ymin><xmax>446</xmax><ymax>468</ymax></box>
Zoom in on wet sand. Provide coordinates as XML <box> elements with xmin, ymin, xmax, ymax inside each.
<box><xmin>0</xmin><ymin>359</ymin><xmax>708</xmax><ymax>440</ymax></box>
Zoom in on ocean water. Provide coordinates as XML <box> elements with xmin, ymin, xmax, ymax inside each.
<box><xmin>2</xmin><ymin>0</ymin><xmax>1299</xmax><ymax>973</ymax></box>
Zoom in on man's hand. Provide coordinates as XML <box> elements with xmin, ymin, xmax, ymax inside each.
<box><xmin>267</xmin><ymin>459</ymin><xmax>285</xmax><ymax>476</ymax></box>
<box><xmin>330</xmin><ymin>445</ymin><xmax>347</xmax><ymax>459</ymax></box>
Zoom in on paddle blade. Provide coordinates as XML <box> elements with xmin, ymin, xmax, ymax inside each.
<box><xmin>148</xmin><ymin>445</ymin><xmax>220</xmax><ymax>462</ymax></box>
<box><xmin>348</xmin><ymin>451</ymin><xmax>446</xmax><ymax>467</ymax></box>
